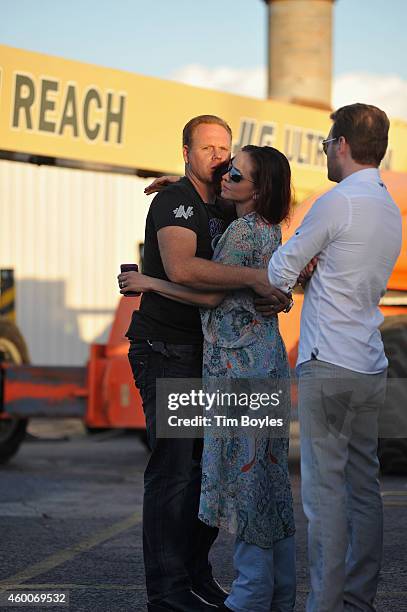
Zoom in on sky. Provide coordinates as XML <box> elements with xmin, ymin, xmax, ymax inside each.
<box><xmin>1</xmin><ymin>0</ymin><xmax>406</xmax><ymax>120</ymax></box>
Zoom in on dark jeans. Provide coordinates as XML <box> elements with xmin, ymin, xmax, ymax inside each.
<box><xmin>128</xmin><ymin>339</ymin><xmax>219</xmax><ymax>602</ymax></box>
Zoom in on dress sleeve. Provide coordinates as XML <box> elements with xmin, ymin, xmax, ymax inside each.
<box><xmin>212</xmin><ymin>218</ymin><xmax>255</xmax><ymax>267</ymax></box>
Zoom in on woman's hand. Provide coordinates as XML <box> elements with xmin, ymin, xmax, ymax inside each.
<box><xmin>144</xmin><ymin>175</ymin><xmax>181</xmax><ymax>195</ymax></box>
<box><xmin>117</xmin><ymin>271</ymin><xmax>153</xmax><ymax>295</ymax></box>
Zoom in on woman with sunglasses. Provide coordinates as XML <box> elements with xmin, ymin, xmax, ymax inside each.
<box><xmin>119</xmin><ymin>145</ymin><xmax>296</xmax><ymax>612</ymax></box>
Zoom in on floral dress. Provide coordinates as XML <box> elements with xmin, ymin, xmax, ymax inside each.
<box><xmin>198</xmin><ymin>212</ymin><xmax>295</xmax><ymax>548</ymax></box>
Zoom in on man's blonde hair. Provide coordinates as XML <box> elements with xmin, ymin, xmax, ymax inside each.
<box><xmin>182</xmin><ymin>115</ymin><xmax>232</xmax><ymax>148</ymax></box>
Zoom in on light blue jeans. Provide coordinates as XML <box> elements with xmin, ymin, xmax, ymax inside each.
<box><xmin>297</xmin><ymin>359</ymin><xmax>387</xmax><ymax>612</ymax></box>
<box><xmin>225</xmin><ymin>535</ymin><xmax>296</xmax><ymax>612</ymax></box>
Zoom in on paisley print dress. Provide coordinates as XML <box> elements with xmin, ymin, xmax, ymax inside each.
<box><xmin>198</xmin><ymin>212</ymin><xmax>295</xmax><ymax>548</ymax></box>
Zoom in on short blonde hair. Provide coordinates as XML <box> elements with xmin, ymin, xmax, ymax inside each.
<box><xmin>182</xmin><ymin>115</ymin><xmax>232</xmax><ymax>148</ymax></box>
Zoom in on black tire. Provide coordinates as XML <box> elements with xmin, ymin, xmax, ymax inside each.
<box><xmin>378</xmin><ymin>316</ymin><xmax>407</xmax><ymax>474</ymax></box>
<box><xmin>85</xmin><ymin>426</ymin><xmax>110</xmax><ymax>435</ymax></box>
<box><xmin>0</xmin><ymin>318</ymin><xmax>30</xmax><ymax>464</ymax></box>
<box><xmin>0</xmin><ymin>419</ymin><xmax>27</xmax><ymax>464</ymax></box>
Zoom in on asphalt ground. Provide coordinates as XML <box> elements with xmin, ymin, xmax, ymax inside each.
<box><xmin>0</xmin><ymin>419</ymin><xmax>406</xmax><ymax>611</ymax></box>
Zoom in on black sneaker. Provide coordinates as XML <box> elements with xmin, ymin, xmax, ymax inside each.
<box><xmin>191</xmin><ymin>577</ymin><xmax>229</xmax><ymax>607</ymax></box>
<box><xmin>147</xmin><ymin>589</ymin><xmax>218</xmax><ymax>611</ymax></box>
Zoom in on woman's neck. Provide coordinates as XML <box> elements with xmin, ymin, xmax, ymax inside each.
<box><xmin>235</xmin><ymin>200</ymin><xmax>255</xmax><ymax>218</ymax></box>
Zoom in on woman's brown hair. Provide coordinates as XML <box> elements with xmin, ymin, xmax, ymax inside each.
<box><xmin>242</xmin><ymin>145</ymin><xmax>292</xmax><ymax>225</ymax></box>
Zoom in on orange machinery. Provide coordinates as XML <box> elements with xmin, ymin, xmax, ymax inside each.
<box><xmin>1</xmin><ymin>295</ymin><xmax>144</xmax><ymax>431</ymax></box>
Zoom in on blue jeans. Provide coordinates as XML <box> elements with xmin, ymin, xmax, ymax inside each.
<box><xmin>128</xmin><ymin>339</ymin><xmax>218</xmax><ymax>602</ymax></box>
<box><xmin>225</xmin><ymin>536</ymin><xmax>296</xmax><ymax>612</ymax></box>
<box><xmin>297</xmin><ymin>359</ymin><xmax>387</xmax><ymax>612</ymax></box>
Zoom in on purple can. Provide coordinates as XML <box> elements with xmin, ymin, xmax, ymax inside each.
<box><xmin>120</xmin><ymin>263</ymin><xmax>140</xmax><ymax>296</ymax></box>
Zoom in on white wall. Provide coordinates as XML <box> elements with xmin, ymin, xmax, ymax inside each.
<box><xmin>0</xmin><ymin>159</ymin><xmax>152</xmax><ymax>365</ymax></box>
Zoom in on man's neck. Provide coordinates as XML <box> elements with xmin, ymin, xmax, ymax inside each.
<box><xmin>185</xmin><ymin>170</ymin><xmax>216</xmax><ymax>203</ymax></box>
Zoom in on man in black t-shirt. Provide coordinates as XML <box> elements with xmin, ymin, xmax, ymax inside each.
<box><xmin>127</xmin><ymin>176</ymin><xmax>235</xmax><ymax>345</ymax></box>
<box><xmin>124</xmin><ymin>115</ymin><xmax>289</xmax><ymax>612</ymax></box>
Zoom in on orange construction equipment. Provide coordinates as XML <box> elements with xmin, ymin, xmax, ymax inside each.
<box><xmin>1</xmin><ymin>296</ymin><xmax>145</xmax><ymax>431</ymax></box>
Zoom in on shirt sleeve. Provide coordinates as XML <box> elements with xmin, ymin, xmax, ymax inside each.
<box><xmin>150</xmin><ymin>187</ymin><xmax>200</xmax><ymax>234</ymax></box>
<box><xmin>213</xmin><ymin>218</ymin><xmax>255</xmax><ymax>267</ymax></box>
<box><xmin>268</xmin><ymin>190</ymin><xmax>350</xmax><ymax>292</ymax></box>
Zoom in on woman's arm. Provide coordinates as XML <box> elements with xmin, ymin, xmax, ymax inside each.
<box><xmin>117</xmin><ymin>270</ymin><xmax>226</xmax><ymax>308</ymax></box>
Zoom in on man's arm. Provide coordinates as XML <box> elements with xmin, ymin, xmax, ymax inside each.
<box><xmin>157</xmin><ymin>226</ymin><xmax>290</xmax><ymax>306</ymax></box>
<box><xmin>249</xmin><ymin>191</ymin><xmax>349</xmax><ymax>298</ymax></box>
<box><xmin>118</xmin><ymin>270</ymin><xmax>225</xmax><ymax>308</ymax></box>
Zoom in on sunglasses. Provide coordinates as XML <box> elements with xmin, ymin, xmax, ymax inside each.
<box><xmin>226</xmin><ymin>163</ymin><xmax>255</xmax><ymax>184</ymax></box>
<box><xmin>322</xmin><ymin>137</ymin><xmax>337</xmax><ymax>155</ymax></box>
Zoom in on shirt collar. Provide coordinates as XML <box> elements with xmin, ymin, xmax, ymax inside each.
<box><xmin>339</xmin><ymin>167</ymin><xmax>381</xmax><ymax>187</ymax></box>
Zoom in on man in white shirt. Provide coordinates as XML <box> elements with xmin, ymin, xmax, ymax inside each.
<box><xmin>253</xmin><ymin>103</ymin><xmax>402</xmax><ymax>611</ymax></box>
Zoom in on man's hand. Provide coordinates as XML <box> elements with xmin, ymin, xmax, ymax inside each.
<box><xmin>254</xmin><ymin>296</ymin><xmax>292</xmax><ymax>316</ymax></box>
<box><xmin>250</xmin><ymin>269</ymin><xmax>289</xmax><ymax>301</ymax></box>
<box><xmin>144</xmin><ymin>175</ymin><xmax>181</xmax><ymax>195</ymax></box>
<box><xmin>250</xmin><ymin>269</ymin><xmax>293</xmax><ymax>314</ymax></box>
<box><xmin>297</xmin><ymin>257</ymin><xmax>318</xmax><ymax>289</ymax></box>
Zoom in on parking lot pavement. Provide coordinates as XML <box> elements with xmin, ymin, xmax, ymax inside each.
<box><xmin>0</xmin><ymin>419</ymin><xmax>406</xmax><ymax>611</ymax></box>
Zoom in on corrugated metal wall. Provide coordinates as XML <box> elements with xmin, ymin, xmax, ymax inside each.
<box><xmin>0</xmin><ymin>159</ymin><xmax>152</xmax><ymax>365</ymax></box>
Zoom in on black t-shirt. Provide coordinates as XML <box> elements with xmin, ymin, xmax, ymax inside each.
<box><xmin>126</xmin><ymin>177</ymin><xmax>236</xmax><ymax>344</ymax></box>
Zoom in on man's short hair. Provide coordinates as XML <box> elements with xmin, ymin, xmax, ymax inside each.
<box><xmin>182</xmin><ymin>115</ymin><xmax>232</xmax><ymax>148</ymax></box>
<box><xmin>330</xmin><ymin>103</ymin><xmax>390</xmax><ymax>166</ymax></box>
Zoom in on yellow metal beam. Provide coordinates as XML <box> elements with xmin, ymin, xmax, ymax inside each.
<box><xmin>1</xmin><ymin>45</ymin><xmax>406</xmax><ymax>203</ymax></box>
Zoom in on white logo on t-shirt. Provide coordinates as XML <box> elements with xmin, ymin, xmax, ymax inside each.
<box><xmin>173</xmin><ymin>205</ymin><xmax>194</xmax><ymax>220</ymax></box>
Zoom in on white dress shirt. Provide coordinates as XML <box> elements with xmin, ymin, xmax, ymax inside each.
<box><xmin>268</xmin><ymin>168</ymin><xmax>402</xmax><ymax>373</ymax></box>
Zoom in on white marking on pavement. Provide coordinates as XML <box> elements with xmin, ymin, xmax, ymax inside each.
<box><xmin>0</xmin><ymin>512</ymin><xmax>142</xmax><ymax>592</ymax></box>
<box><xmin>382</xmin><ymin>491</ymin><xmax>407</xmax><ymax>506</ymax></box>
<box><xmin>381</xmin><ymin>491</ymin><xmax>407</xmax><ymax>496</ymax></box>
